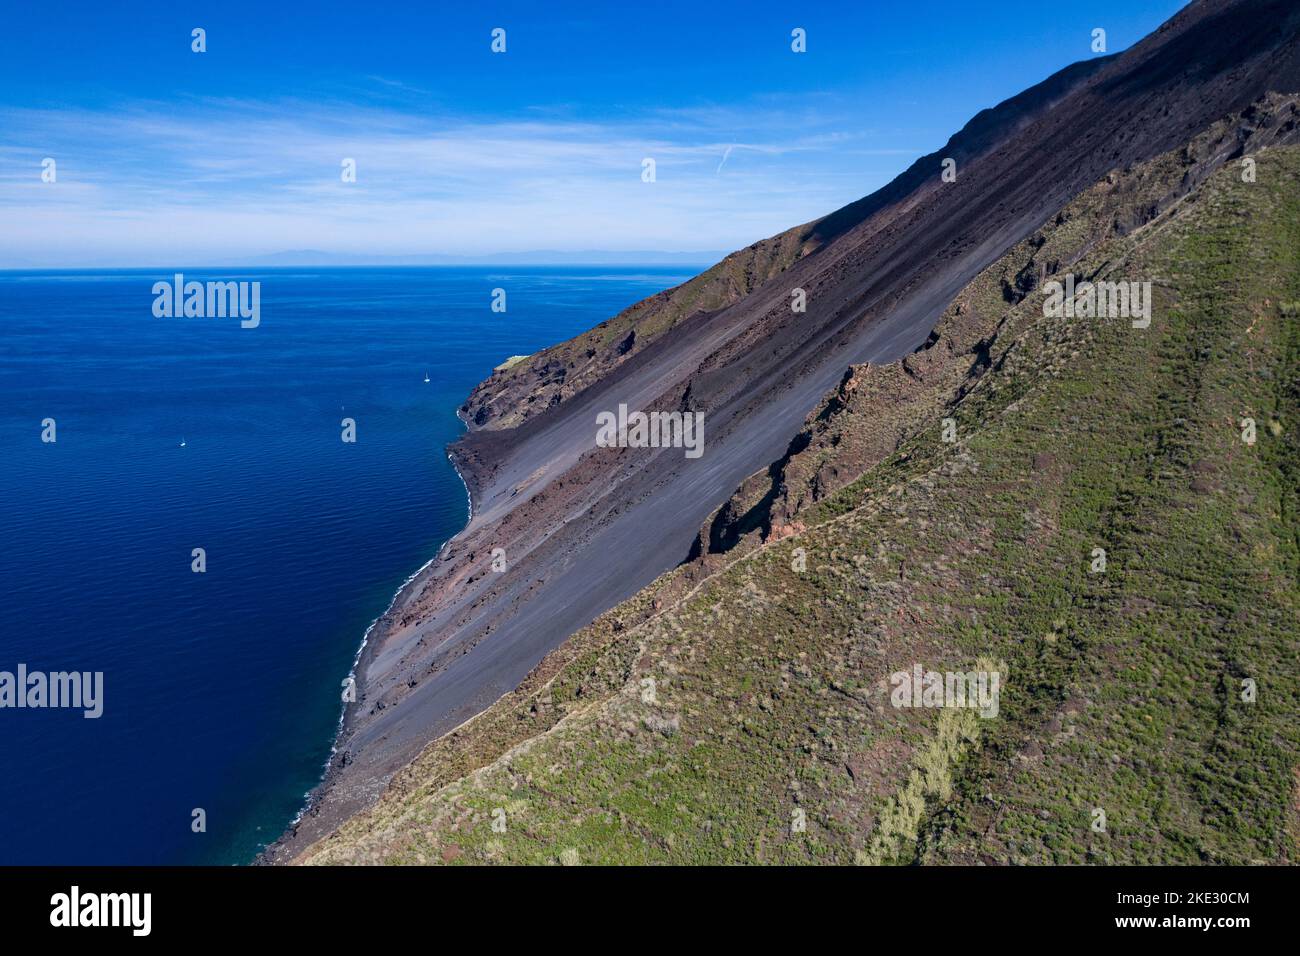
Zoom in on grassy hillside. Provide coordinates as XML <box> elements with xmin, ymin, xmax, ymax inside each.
<box><xmin>301</xmin><ymin>136</ymin><xmax>1300</xmax><ymax>866</ymax></box>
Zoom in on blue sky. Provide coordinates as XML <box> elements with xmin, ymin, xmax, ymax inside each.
<box><xmin>0</xmin><ymin>0</ymin><xmax>1188</xmax><ymax>266</ymax></box>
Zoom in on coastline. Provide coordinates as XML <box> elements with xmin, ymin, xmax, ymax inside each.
<box><xmin>258</xmin><ymin>424</ymin><xmax>478</xmax><ymax>863</ymax></box>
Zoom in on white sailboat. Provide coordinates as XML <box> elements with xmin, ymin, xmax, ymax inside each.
<box><xmin>423</xmin><ymin>371</ymin><xmax>430</xmax><ymax>383</ymax></box>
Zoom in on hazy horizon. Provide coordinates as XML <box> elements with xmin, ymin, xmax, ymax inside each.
<box><xmin>0</xmin><ymin>249</ymin><xmax>729</xmax><ymax>270</ymax></box>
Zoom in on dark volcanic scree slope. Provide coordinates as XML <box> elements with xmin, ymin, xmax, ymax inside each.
<box><xmin>265</xmin><ymin>0</ymin><xmax>1300</xmax><ymax>861</ymax></box>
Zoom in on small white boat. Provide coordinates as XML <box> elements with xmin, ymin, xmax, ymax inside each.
<box><xmin>180</xmin><ymin>437</ymin><xmax>187</xmax><ymax>448</ymax></box>
<box><xmin>424</xmin><ymin>372</ymin><xmax>430</xmax><ymax>383</ymax></box>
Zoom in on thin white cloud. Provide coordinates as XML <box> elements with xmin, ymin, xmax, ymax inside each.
<box><xmin>716</xmin><ymin>145</ymin><xmax>734</xmax><ymax>174</ymax></box>
<box><xmin>0</xmin><ymin>97</ymin><xmax>920</xmax><ymax>266</ymax></box>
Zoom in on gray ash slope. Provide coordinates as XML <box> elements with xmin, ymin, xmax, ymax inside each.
<box><xmin>264</xmin><ymin>0</ymin><xmax>1300</xmax><ymax>862</ymax></box>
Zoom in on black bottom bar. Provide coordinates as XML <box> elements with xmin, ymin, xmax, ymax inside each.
<box><xmin>0</xmin><ymin>865</ymin><xmax>1272</xmax><ymax>941</ymax></box>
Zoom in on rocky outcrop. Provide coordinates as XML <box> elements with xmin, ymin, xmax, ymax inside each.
<box><xmin>458</xmin><ymin>227</ymin><xmax>815</xmax><ymax>431</ymax></box>
<box><xmin>695</xmin><ymin>90</ymin><xmax>1300</xmax><ymax>566</ymax></box>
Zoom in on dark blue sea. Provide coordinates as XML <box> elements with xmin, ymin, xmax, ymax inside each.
<box><xmin>0</xmin><ymin>265</ymin><xmax>696</xmax><ymax>864</ymax></box>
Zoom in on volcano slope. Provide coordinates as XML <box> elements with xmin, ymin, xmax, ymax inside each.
<box><xmin>265</xmin><ymin>0</ymin><xmax>1300</xmax><ymax>861</ymax></box>
<box><xmin>296</xmin><ymin>100</ymin><xmax>1300</xmax><ymax>864</ymax></box>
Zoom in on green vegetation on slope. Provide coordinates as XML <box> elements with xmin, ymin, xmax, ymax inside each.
<box><xmin>303</xmin><ymin>142</ymin><xmax>1300</xmax><ymax>866</ymax></box>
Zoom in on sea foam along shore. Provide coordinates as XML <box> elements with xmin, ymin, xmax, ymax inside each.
<box><xmin>272</xmin><ymin>421</ymin><xmax>475</xmax><ymax>846</ymax></box>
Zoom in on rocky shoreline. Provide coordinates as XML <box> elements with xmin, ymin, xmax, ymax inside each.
<box><xmin>257</xmin><ymin>439</ymin><xmax>480</xmax><ymax>865</ymax></box>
